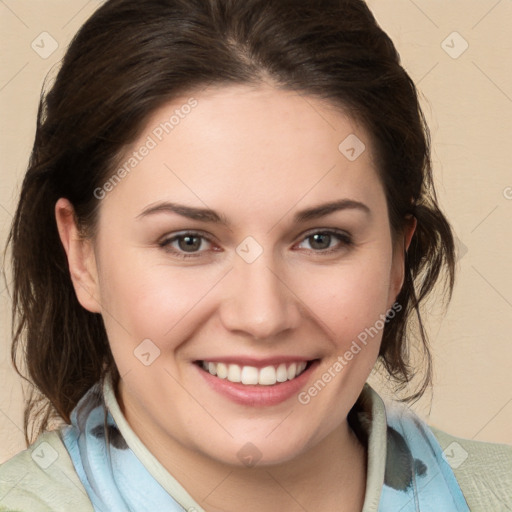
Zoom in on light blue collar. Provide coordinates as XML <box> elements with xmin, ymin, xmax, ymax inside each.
<box><xmin>61</xmin><ymin>376</ymin><xmax>469</xmax><ymax>511</ymax></box>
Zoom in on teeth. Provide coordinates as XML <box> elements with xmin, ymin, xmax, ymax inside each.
<box><xmin>201</xmin><ymin>360</ymin><xmax>309</xmax><ymax>386</ymax></box>
<box><xmin>287</xmin><ymin>363</ymin><xmax>297</xmax><ymax>380</ymax></box>
<box><xmin>216</xmin><ymin>363</ymin><xmax>228</xmax><ymax>379</ymax></box>
<box><xmin>241</xmin><ymin>366</ymin><xmax>259</xmax><ymax>385</ymax></box>
<box><xmin>227</xmin><ymin>364</ymin><xmax>241</xmax><ymax>383</ymax></box>
<box><xmin>258</xmin><ymin>366</ymin><xmax>276</xmax><ymax>386</ymax></box>
<box><xmin>276</xmin><ymin>363</ymin><xmax>288</xmax><ymax>383</ymax></box>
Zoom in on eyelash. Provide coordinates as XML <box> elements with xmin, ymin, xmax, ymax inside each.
<box><xmin>158</xmin><ymin>229</ymin><xmax>354</xmax><ymax>260</ymax></box>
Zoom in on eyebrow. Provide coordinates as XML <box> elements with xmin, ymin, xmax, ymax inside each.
<box><xmin>136</xmin><ymin>199</ymin><xmax>371</xmax><ymax>225</ymax></box>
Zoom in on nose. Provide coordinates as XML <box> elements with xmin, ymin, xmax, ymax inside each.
<box><xmin>219</xmin><ymin>253</ymin><xmax>302</xmax><ymax>341</ymax></box>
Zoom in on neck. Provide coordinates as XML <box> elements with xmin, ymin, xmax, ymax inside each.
<box><xmin>121</xmin><ymin>393</ymin><xmax>367</xmax><ymax>512</ymax></box>
<box><xmin>213</xmin><ymin>421</ymin><xmax>367</xmax><ymax>512</ymax></box>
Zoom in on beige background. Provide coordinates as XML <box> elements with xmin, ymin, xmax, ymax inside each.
<box><xmin>1</xmin><ymin>1</ymin><xmax>511</xmax><ymax>463</ymax></box>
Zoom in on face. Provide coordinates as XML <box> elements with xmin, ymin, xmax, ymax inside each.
<box><xmin>59</xmin><ymin>84</ymin><xmax>410</xmax><ymax>467</ymax></box>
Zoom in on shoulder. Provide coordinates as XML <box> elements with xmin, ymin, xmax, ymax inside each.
<box><xmin>430</xmin><ymin>425</ymin><xmax>512</xmax><ymax>511</ymax></box>
<box><xmin>372</xmin><ymin>388</ymin><xmax>512</xmax><ymax>510</ymax></box>
<box><xmin>0</xmin><ymin>429</ymin><xmax>93</xmax><ymax>512</ymax></box>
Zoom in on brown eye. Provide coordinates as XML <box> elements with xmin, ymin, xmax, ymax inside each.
<box><xmin>177</xmin><ymin>235</ymin><xmax>203</xmax><ymax>252</ymax></box>
<box><xmin>297</xmin><ymin>229</ymin><xmax>353</xmax><ymax>254</ymax></box>
<box><xmin>308</xmin><ymin>233</ymin><xmax>332</xmax><ymax>250</ymax></box>
<box><xmin>159</xmin><ymin>231</ymin><xmax>214</xmax><ymax>259</ymax></box>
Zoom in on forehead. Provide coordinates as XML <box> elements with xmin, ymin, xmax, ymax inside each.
<box><xmin>104</xmin><ymin>84</ymin><xmax>382</xmax><ymax>218</ymax></box>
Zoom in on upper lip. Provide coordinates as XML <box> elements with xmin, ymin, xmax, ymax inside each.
<box><xmin>196</xmin><ymin>356</ymin><xmax>318</xmax><ymax>368</ymax></box>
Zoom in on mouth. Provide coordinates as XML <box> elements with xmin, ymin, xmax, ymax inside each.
<box><xmin>196</xmin><ymin>360</ymin><xmax>313</xmax><ymax>386</ymax></box>
<box><xmin>194</xmin><ymin>358</ymin><xmax>320</xmax><ymax>406</ymax></box>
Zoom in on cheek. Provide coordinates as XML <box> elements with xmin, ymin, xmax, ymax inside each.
<box><xmin>96</xmin><ymin>249</ymin><xmax>224</xmax><ymax>353</ymax></box>
<box><xmin>96</xmin><ymin>229</ymin><xmax>394</xmax><ymax>370</ymax></box>
<box><xmin>292</xmin><ymin>251</ymin><xmax>393</xmax><ymax>345</ymax></box>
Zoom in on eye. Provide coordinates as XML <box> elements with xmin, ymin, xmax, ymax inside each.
<box><xmin>296</xmin><ymin>229</ymin><xmax>353</xmax><ymax>254</ymax></box>
<box><xmin>158</xmin><ymin>228</ymin><xmax>353</xmax><ymax>259</ymax></box>
<box><xmin>159</xmin><ymin>231</ymin><xmax>215</xmax><ymax>258</ymax></box>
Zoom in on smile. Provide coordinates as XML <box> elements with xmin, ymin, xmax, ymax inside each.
<box><xmin>195</xmin><ymin>358</ymin><xmax>320</xmax><ymax>406</ymax></box>
<box><xmin>200</xmin><ymin>360</ymin><xmax>308</xmax><ymax>386</ymax></box>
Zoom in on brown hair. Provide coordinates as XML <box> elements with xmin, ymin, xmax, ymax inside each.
<box><xmin>5</xmin><ymin>0</ymin><xmax>455</xmax><ymax>445</ymax></box>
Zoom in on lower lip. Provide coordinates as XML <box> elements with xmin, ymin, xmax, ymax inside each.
<box><xmin>195</xmin><ymin>360</ymin><xmax>320</xmax><ymax>407</ymax></box>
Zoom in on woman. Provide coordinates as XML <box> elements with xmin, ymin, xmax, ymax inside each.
<box><xmin>1</xmin><ymin>0</ymin><xmax>510</xmax><ymax>510</ymax></box>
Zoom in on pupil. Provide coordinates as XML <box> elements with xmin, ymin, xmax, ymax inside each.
<box><xmin>310</xmin><ymin>233</ymin><xmax>330</xmax><ymax>250</ymax></box>
<box><xmin>179</xmin><ymin>235</ymin><xmax>201</xmax><ymax>252</ymax></box>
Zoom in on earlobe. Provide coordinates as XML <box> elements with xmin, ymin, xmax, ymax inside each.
<box><xmin>390</xmin><ymin>215</ymin><xmax>417</xmax><ymax>304</ymax></box>
<box><xmin>404</xmin><ymin>214</ymin><xmax>417</xmax><ymax>253</ymax></box>
<box><xmin>55</xmin><ymin>198</ymin><xmax>102</xmax><ymax>313</ymax></box>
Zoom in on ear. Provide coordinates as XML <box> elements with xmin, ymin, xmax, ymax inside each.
<box><xmin>388</xmin><ymin>215</ymin><xmax>417</xmax><ymax>306</ymax></box>
<box><xmin>55</xmin><ymin>198</ymin><xmax>102</xmax><ymax>313</ymax></box>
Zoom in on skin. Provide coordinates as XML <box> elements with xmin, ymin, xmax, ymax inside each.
<box><xmin>56</xmin><ymin>83</ymin><xmax>416</xmax><ymax>512</ymax></box>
